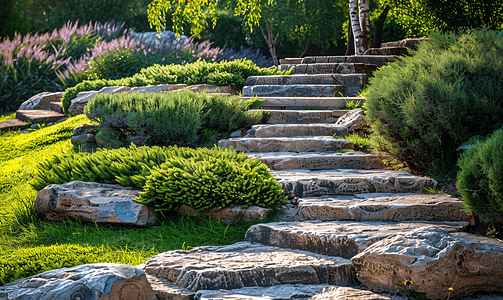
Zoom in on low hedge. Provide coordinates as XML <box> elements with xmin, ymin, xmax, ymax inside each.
<box><xmin>31</xmin><ymin>145</ymin><xmax>285</xmax><ymax>212</ymax></box>
<box><xmin>62</xmin><ymin>59</ymin><xmax>288</xmax><ymax>113</ymax></box>
<box><xmin>457</xmin><ymin>129</ymin><xmax>503</xmax><ymax>222</ymax></box>
<box><xmin>84</xmin><ymin>91</ymin><xmax>267</xmax><ymax>148</ymax></box>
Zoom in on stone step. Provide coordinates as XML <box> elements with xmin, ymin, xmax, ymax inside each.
<box><xmin>50</xmin><ymin>101</ymin><xmax>64</xmax><ymax>114</ymax></box>
<box><xmin>249</xmin><ymin>109</ymin><xmax>342</xmax><ymax>124</ymax></box>
<box><xmin>250</xmin><ymin>124</ymin><xmax>349</xmax><ymax>138</ymax></box>
<box><xmin>271</xmin><ymin>169</ymin><xmax>438</xmax><ymax>197</ymax></box>
<box><xmin>247</xmin><ymin>152</ymin><xmax>384</xmax><ymax>170</ymax></box>
<box><xmin>296</xmin><ymin>193</ymin><xmax>473</xmax><ymax>223</ymax></box>
<box><xmin>0</xmin><ymin>118</ymin><xmax>28</xmax><ymax>132</ymax></box>
<box><xmin>242</xmin><ymin>84</ymin><xmax>345</xmax><ymax>98</ymax></box>
<box><xmin>279</xmin><ymin>58</ymin><xmax>304</xmax><ymax>64</ymax></box>
<box><xmin>16</xmin><ymin>109</ymin><xmax>66</xmax><ymax>124</ymax></box>
<box><xmin>219</xmin><ymin>137</ymin><xmax>354</xmax><ymax>153</ymax></box>
<box><xmin>241</xmin><ymin>96</ymin><xmax>366</xmax><ymax>109</ymax></box>
<box><xmin>381</xmin><ymin>37</ymin><xmax>430</xmax><ymax>50</ymax></box>
<box><xmin>363</xmin><ymin>47</ymin><xmax>409</xmax><ymax>56</ymax></box>
<box><xmin>301</xmin><ymin>55</ymin><xmax>397</xmax><ymax>67</ymax></box>
<box><xmin>144</xmin><ymin>242</ymin><xmax>355</xmax><ymax>291</ymax></box>
<box><xmin>245</xmin><ymin>220</ymin><xmax>468</xmax><ymax>258</ymax></box>
<box><xmin>196</xmin><ymin>285</ymin><xmax>395</xmax><ymax>300</ymax></box>
<box><xmin>292</xmin><ymin>63</ymin><xmax>378</xmax><ymax>75</ymax></box>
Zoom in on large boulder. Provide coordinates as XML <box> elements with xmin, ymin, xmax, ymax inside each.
<box><xmin>68</xmin><ymin>86</ymin><xmax>130</xmax><ymax>115</ymax></box>
<box><xmin>35</xmin><ymin>181</ymin><xmax>156</xmax><ymax>226</ymax></box>
<box><xmin>18</xmin><ymin>92</ymin><xmax>65</xmax><ymax>110</ymax></box>
<box><xmin>334</xmin><ymin>108</ymin><xmax>366</xmax><ymax>131</ymax></box>
<box><xmin>352</xmin><ymin>227</ymin><xmax>503</xmax><ymax>299</ymax></box>
<box><xmin>0</xmin><ymin>263</ymin><xmax>157</xmax><ymax>300</ymax></box>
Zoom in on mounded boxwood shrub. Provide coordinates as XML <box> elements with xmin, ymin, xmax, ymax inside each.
<box><xmin>84</xmin><ymin>91</ymin><xmax>267</xmax><ymax>147</ymax></box>
<box><xmin>364</xmin><ymin>27</ymin><xmax>503</xmax><ymax>173</ymax></box>
<box><xmin>62</xmin><ymin>59</ymin><xmax>288</xmax><ymax>113</ymax></box>
<box><xmin>31</xmin><ymin>145</ymin><xmax>285</xmax><ymax>212</ymax></box>
<box><xmin>457</xmin><ymin>129</ymin><xmax>503</xmax><ymax>221</ymax></box>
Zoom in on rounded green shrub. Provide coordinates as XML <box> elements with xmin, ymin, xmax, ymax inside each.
<box><xmin>136</xmin><ymin>153</ymin><xmax>285</xmax><ymax>212</ymax></box>
<box><xmin>364</xmin><ymin>27</ymin><xmax>503</xmax><ymax>173</ymax></box>
<box><xmin>457</xmin><ymin>129</ymin><xmax>503</xmax><ymax>221</ymax></box>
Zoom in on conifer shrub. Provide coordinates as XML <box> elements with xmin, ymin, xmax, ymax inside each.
<box><xmin>84</xmin><ymin>91</ymin><xmax>267</xmax><ymax>148</ymax></box>
<box><xmin>364</xmin><ymin>28</ymin><xmax>503</xmax><ymax>173</ymax></box>
<box><xmin>31</xmin><ymin>145</ymin><xmax>285</xmax><ymax>211</ymax></box>
<box><xmin>61</xmin><ymin>59</ymin><xmax>287</xmax><ymax>112</ymax></box>
<box><xmin>457</xmin><ymin>129</ymin><xmax>503</xmax><ymax>222</ymax></box>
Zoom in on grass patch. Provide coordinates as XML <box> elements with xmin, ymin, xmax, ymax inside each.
<box><xmin>335</xmin><ymin>132</ymin><xmax>372</xmax><ymax>152</ymax></box>
<box><xmin>0</xmin><ymin>113</ymin><xmax>16</xmax><ymax>123</ymax></box>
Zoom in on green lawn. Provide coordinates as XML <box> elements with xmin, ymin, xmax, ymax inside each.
<box><xmin>0</xmin><ymin>115</ymin><xmax>261</xmax><ymax>284</ymax></box>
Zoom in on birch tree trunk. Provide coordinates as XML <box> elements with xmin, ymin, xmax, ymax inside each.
<box><xmin>358</xmin><ymin>0</ymin><xmax>370</xmax><ymax>51</ymax></box>
<box><xmin>349</xmin><ymin>0</ymin><xmax>365</xmax><ymax>54</ymax></box>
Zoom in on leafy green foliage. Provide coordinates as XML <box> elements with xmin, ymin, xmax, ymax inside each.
<box><xmin>336</xmin><ymin>132</ymin><xmax>372</xmax><ymax>152</ymax></box>
<box><xmin>84</xmin><ymin>91</ymin><xmax>267</xmax><ymax>148</ymax></box>
<box><xmin>30</xmin><ymin>145</ymin><xmax>285</xmax><ymax>212</ymax></box>
<box><xmin>364</xmin><ymin>27</ymin><xmax>503</xmax><ymax>173</ymax></box>
<box><xmin>457</xmin><ymin>128</ymin><xmax>503</xmax><ymax>221</ymax></box>
<box><xmin>342</xmin><ymin>99</ymin><xmax>362</xmax><ymax>110</ymax></box>
<box><xmin>137</xmin><ymin>150</ymin><xmax>285</xmax><ymax>212</ymax></box>
<box><xmin>62</xmin><ymin>59</ymin><xmax>285</xmax><ymax>113</ymax></box>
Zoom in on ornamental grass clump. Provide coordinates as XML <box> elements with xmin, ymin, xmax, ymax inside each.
<box><xmin>457</xmin><ymin>128</ymin><xmax>503</xmax><ymax>222</ymax></box>
<box><xmin>30</xmin><ymin>145</ymin><xmax>285</xmax><ymax>212</ymax></box>
<box><xmin>364</xmin><ymin>27</ymin><xmax>503</xmax><ymax>174</ymax></box>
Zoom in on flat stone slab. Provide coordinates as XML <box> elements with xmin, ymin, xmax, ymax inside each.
<box><xmin>242</xmin><ymin>85</ymin><xmax>344</xmax><ymax>98</ymax></box>
<box><xmin>219</xmin><ymin>137</ymin><xmax>354</xmax><ymax>153</ymax></box>
<box><xmin>249</xmin><ymin>109</ymin><xmax>339</xmax><ymax>124</ymax></box>
<box><xmin>16</xmin><ymin>110</ymin><xmax>66</xmax><ymax>123</ymax></box>
<box><xmin>18</xmin><ymin>91</ymin><xmax>65</xmax><ymax>110</ymax></box>
<box><xmin>245</xmin><ymin>220</ymin><xmax>468</xmax><ymax>258</ymax></box>
<box><xmin>251</xmin><ymin>124</ymin><xmax>348</xmax><ymax>138</ymax></box>
<box><xmin>144</xmin><ymin>242</ymin><xmax>355</xmax><ymax>291</ymax></box>
<box><xmin>69</xmin><ymin>86</ymin><xmax>131</xmax><ymax>115</ymax></box>
<box><xmin>352</xmin><ymin>227</ymin><xmax>503</xmax><ymax>300</ymax></box>
<box><xmin>296</xmin><ymin>193</ymin><xmax>473</xmax><ymax>223</ymax></box>
<box><xmin>363</xmin><ymin>47</ymin><xmax>409</xmax><ymax>56</ymax></box>
<box><xmin>271</xmin><ymin>169</ymin><xmax>438</xmax><ymax>197</ymax></box>
<box><xmin>129</xmin><ymin>84</ymin><xmax>184</xmax><ymax>94</ymax></box>
<box><xmin>49</xmin><ymin>101</ymin><xmax>64</xmax><ymax>113</ymax></box>
<box><xmin>292</xmin><ymin>63</ymin><xmax>378</xmax><ymax>75</ymax></box>
<box><xmin>301</xmin><ymin>55</ymin><xmax>397</xmax><ymax>67</ymax></box>
<box><xmin>241</xmin><ymin>96</ymin><xmax>366</xmax><ymax>109</ymax></box>
<box><xmin>0</xmin><ymin>118</ymin><xmax>28</xmax><ymax>131</ymax></box>
<box><xmin>35</xmin><ymin>181</ymin><xmax>156</xmax><ymax>226</ymax></box>
<box><xmin>0</xmin><ymin>263</ymin><xmax>157</xmax><ymax>300</ymax></box>
<box><xmin>244</xmin><ymin>74</ymin><xmax>367</xmax><ymax>86</ymax></box>
<box><xmin>147</xmin><ymin>275</ymin><xmax>195</xmax><ymax>300</ymax></box>
<box><xmin>247</xmin><ymin>152</ymin><xmax>384</xmax><ymax>170</ymax></box>
<box><xmin>381</xmin><ymin>37</ymin><xmax>430</xmax><ymax>50</ymax></box>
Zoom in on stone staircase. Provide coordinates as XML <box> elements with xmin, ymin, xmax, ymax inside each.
<box><xmin>0</xmin><ymin>92</ymin><xmax>67</xmax><ymax>132</ymax></box>
<box><xmin>137</xmin><ymin>89</ymin><xmax>491</xmax><ymax>299</ymax></box>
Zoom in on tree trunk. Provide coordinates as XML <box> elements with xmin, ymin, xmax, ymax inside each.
<box><xmin>358</xmin><ymin>0</ymin><xmax>370</xmax><ymax>51</ymax></box>
<box><xmin>373</xmin><ymin>5</ymin><xmax>390</xmax><ymax>48</ymax></box>
<box><xmin>260</xmin><ymin>18</ymin><xmax>279</xmax><ymax>67</ymax></box>
<box><xmin>349</xmin><ymin>0</ymin><xmax>365</xmax><ymax>54</ymax></box>
<box><xmin>346</xmin><ymin>15</ymin><xmax>355</xmax><ymax>56</ymax></box>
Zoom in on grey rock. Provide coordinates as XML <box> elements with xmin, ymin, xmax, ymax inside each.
<box><xmin>296</xmin><ymin>193</ymin><xmax>473</xmax><ymax>223</ymax></box>
<box><xmin>247</xmin><ymin>151</ymin><xmax>384</xmax><ymax>170</ymax></box>
<box><xmin>35</xmin><ymin>181</ymin><xmax>156</xmax><ymax>226</ymax></box>
<box><xmin>271</xmin><ymin>169</ymin><xmax>438</xmax><ymax>197</ymax></box>
<box><xmin>292</xmin><ymin>63</ymin><xmax>378</xmax><ymax>75</ymax></box>
<box><xmin>219</xmin><ymin>136</ymin><xmax>354</xmax><ymax>153</ymax></box>
<box><xmin>71</xmin><ymin>133</ymin><xmax>96</xmax><ymax>145</ymax></box>
<box><xmin>242</xmin><ymin>85</ymin><xmax>344</xmax><ymax>98</ymax></box>
<box><xmin>249</xmin><ymin>110</ymin><xmax>339</xmax><ymax>124</ymax></box>
<box><xmin>381</xmin><ymin>37</ymin><xmax>430</xmax><ymax>50</ymax></box>
<box><xmin>195</xmin><ymin>284</ymin><xmax>332</xmax><ymax>300</ymax></box>
<box><xmin>30</xmin><ymin>123</ymin><xmax>40</xmax><ymax>130</ymax></box>
<box><xmin>73</xmin><ymin>124</ymin><xmax>100</xmax><ymax>135</ymax></box>
<box><xmin>98</xmin><ymin>86</ymin><xmax>130</xmax><ymax>94</ymax></box>
<box><xmin>229</xmin><ymin>130</ymin><xmax>243</xmax><ymax>138</ymax></box>
<box><xmin>363</xmin><ymin>47</ymin><xmax>409</xmax><ymax>56</ymax></box>
<box><xmin>245</xmin><ymin>220</ymin><xmax>468</xmax><ymax>258</ymax></box>
<box><xmin>18</xmin><ymin>92</ymin><xmax>65</xmax><ymax>110</ymax></box>
<box><xmin>252</xmin><ymin>124</ymin><xmax>348</xmax><ymax>138</ymax></box>
<box><xmin>352</xmin><ymin>228</ymin><xmax>503</xmax><ymax>300</ymax></box>
<box><xmin>176</xmin><ymin>204</ymin><xmax>272</xmax><ymax>224</ymax></box>
<box><xmin>146</xmin><ymin>275</ymin><xmax>195</xmax><ymax>300</ymax></box>
<box><xmin>244</xmin><ymin>74</ymin><xmax>366</xmax><ymax>86</ymax></box>
<box><xmin>144</xmin><ymin>242</ymin><xmax>355</xmax><ymax>291</ymax></box>
<box><xmin>0</xmin><ymin>119</ymin><xmax>27</xmax><ymax>132</ymax></box>
<box><xmin>68</xmin><ymin>91</ymin><xmax>98</xmax><ymax>115</ymax></box>
<box><xmin>16</xmin><ymin>110</ymin><xmax>66</xmax><ymax>124</ymax></box>
<box><xmin>301</xmin><ymin>56</ymin><xmax>397</xmax><ymax>67</ymax></box>
<box><xmin>0</xmin><ymin>263</ymin><xmax>157</xmax><ymax>300</ymax></box>
<box><xmin>81</xmin><ymin>142</ymin><xmax>99</xmax><ymax>153</ymax></box>
<box><xmin>129</xmin><ymin>84</ymin><xmax>184</xmax><ymax>94</ymax></box>
<box><xmin>335</xmin><ymin>108</ymin><xmax>366</xmax><ymax>131</ymax></box>
<box><xmin>241</xmin><ymin>96</ymin><xmax>366</xmax><ymax>110</ymax></box>
<box><xmin>310</xmin><ymin>286</ymin><xmax>392</xmax><ymax>300</ymax></box>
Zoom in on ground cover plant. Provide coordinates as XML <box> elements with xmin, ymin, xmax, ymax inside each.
<box><xmin>364</xmin><ymin>27</ymin><xmax>503</xmax><ymax>176</ymax></box>
<box><xmin>0</xmin><ymin>116</ymin><xmax>275</xmax><ymax>285</ymax></box>
<box><xmin>62</xmin><ymin>59</ymin><xmax>288</xmax><ymax>113</ymax></box>
<box><xmin>84</xmin><ymin>91</ymin><xmax>268</xmax><ymax>148</ymax></box>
